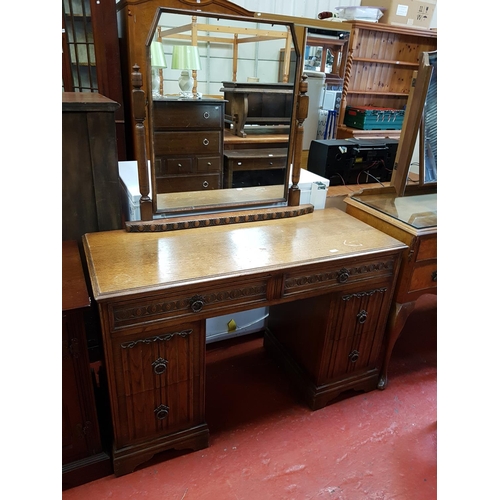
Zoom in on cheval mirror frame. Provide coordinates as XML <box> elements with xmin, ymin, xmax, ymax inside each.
<box><xmin>391</xmin><ymin>50</ymin><xmax>437</xmax><ymax>197</ymax></box>
<box><xmin>355</xmin><ymin>50</ymin><xmax>437</xmax><ymax>200</ymax></box>
<box><xmin>116</xmin><ymin>0</ymin><xmax>352</xmax><ymax>231</ymax></box>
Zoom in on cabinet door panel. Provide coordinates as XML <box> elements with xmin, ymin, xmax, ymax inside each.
<box><xmin>330</xmin><ymin>287</ymin><xmax>388</xmax><ymax>342</ymax></box>
<box><xmin>115</xmin><ymin>378</ymin><xmax>203</xmax><ymax>445</ymax></box>
<box><xmin>111</xmin><ymin>322</ymin><xmax>205</xmax><ymax>447</ymax></box>
<box><xmin>114</xmin><ymin>324</ymin><xmax>201</xmax><ymax>397</ymax></box>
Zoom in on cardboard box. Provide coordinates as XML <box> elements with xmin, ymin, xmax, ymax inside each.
<box><xmin>289</xmin><ymin>168</ymin><xmax>330</xmax><ymax>209</ymax></box>
<box><xmin>361</xmin><ymin>0</ymin><xmax>436</xmax><ymax>29</ymax></box>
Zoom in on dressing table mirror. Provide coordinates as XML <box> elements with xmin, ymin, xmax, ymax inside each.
<box><xmin>116</xmin><ymin>0</ymin><xmax>351</xmax><ymax>226</ymax></box>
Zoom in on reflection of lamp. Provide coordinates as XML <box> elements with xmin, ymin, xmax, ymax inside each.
<box><xmin>150</xmin><ymin>41</ymin><xmax>167</xmax><ymax>98</ymax></box>
<box><xmin>171</xmin><ymin>45</ymin><xmax>201</xmax><ymax>98</ymax></box>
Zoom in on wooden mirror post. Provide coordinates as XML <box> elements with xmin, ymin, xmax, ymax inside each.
<box><xmin>289</xmin><ymin>74</ymin><xmax>308</xmax><ymax>206</ymax></box>
<box><xmin>131</xmin><ymin>65</ymin><xmax>153</xmax><ymax>220</ymax></box>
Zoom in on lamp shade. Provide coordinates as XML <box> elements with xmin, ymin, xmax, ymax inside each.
<box><xmin>150</xmin><ymin>41</ymin><xmax>167</xmax><ymax>69</ymax></box>
<box><xmin>171</xmin><ymin>45</ymin><xmax>201</xmax><ymax>70</ymax></box>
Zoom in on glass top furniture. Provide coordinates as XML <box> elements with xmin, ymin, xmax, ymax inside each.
<box><xmin>350</xmin><ymin>191</ymin><xmax>437</xmax><ymax>230</ymax></box>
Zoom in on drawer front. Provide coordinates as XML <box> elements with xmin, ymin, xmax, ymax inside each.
<box><xmin>154</xmin><ymin>102</ymin><xmax>223</xmax><ymax>129</ymax></box>
<box><xmin>228</xmin><ymin>155</ymin><xmax>287</xmax><ymax>171</ymax></box>
<box><xmin>415</xmin><ymin>234</ymin><xmax>437</xmax><ymax>261</ymax></box>
<box><xmin>155</xmin><ymin>173</ymin><xmax>221</xmax><ymax>193</ymax></box>
<box><xmin>156</xmin><ymin>157</ymin><xmax>194</xmax><ymax>176</ymax></box>
<box><xmin>283</xmin><ymin>254</ymin><xmax>398</xmax><ymax>299</ymax></box>
<box><xmin>408</xmin><ymin>260</ymin><xmax>437</xmax><ymax>293</ymax></box>
<box><xmin>196</xmin><ymin>156</ymin><xmax>221</xmax><ymax>173</ymax></box>
<box><xmin>111</xmin><ymin>322</ymin><xmax>205</xmax><ymax>445</ymax></box>
<box><xmin>154</xmin><ymin>131</ymin><xmax>221</xmax><ymax>156</ymax></box>
<box><xmin>109</xmin><ymin>277</ymin><xmax>270</xmax><ymax>332</ymax></box>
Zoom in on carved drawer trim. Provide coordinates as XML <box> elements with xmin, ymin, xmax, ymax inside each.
<box><xmin>283</xmin><ymin>258</ymin><xmax>395</xmax><ymax>297</ymax></box>
<box><xmin>110</xmin><ymin>280</ymin><xmax>268</xmax><ymax>331</ymax></box>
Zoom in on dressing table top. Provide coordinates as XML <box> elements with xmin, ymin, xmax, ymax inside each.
<box><xmin>347</xmin><ymin>192</ymin><xmax>437</xmax><ymax>231</ymax></box>
<box><xmin>83</xmin><ymin>208</ymin><xmax>405</xmax><ymax>301</ymax></box>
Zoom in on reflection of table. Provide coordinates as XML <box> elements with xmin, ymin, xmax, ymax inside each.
<box><xmin>344</xmin><ymin>189</ymin><xmax>437</xmax><ymax>389</ymax></box>
<box><xmin>223</xmin><ymin>148</ymin><xmax>287</xmax><ymax>188</ymax></box>
<box><xmin>84</xmin><ymin>208</ymin><xmax>405</xmax><ymax>475</ymax></box>
<box><xmin>221</xmin><ymin>81</ymin><xmax>293</xmax><ymax>137</ymax></box>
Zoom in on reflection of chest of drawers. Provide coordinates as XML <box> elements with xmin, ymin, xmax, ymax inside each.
<box><xmin>153</xmin><ymin>98</ymin><xmax>225</xmax><ymax>194</ymax></box>
<box><xmin>223</xmin><ymin>148</ymin><xmax>288</xmax><ymax>188</ymax></box>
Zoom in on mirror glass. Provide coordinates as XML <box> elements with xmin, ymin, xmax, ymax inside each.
<box><xmin>148</xmin><ymin>9</ymin><xmax>298</xmax><ymax>216</ymax></box>
<box><xmin>422</xmin><ymin>50</ymin><xmax>437</xmax><ymax>184</ymax></box>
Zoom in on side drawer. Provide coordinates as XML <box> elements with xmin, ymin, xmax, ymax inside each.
<box><xmin>408</xmin><ymin>260</ymin><xmax>437</xmax><ymax>293</ymax></box>
<box><xmin>282</xmin><ymin>253</ymin><xmax>399</xmax><ymax>299</ymax></box>
<box><xmin>154</xmin><ymin>131</ymin><xmax>221</xmax><ymax>155</ymax></box>
<box><xmin>108</xmin><ymin>277</ymin><xmax>270</xmax><ymax>332</ymax></box>
<box><xmin>415</xmin><ymin>234</ymin><xmax>437</xmax><ymax>261</ymax></box>
<box><xmin>156</xmin><ymin>157</ymin><xmax>194</xmax><ymax>176</ymax></box>
<box><xmin>195</xmin><ymin>156</ymin><xmax>221</xmax><ymax>173</ymax></box>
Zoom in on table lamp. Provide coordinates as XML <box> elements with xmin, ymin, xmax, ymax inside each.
<box><xmin>151</xmin><ymin>41</ymin><xmax>167</xmax><ymax>98</ymax></box>
<box><xmin>171</xmin><ymin>45</ymin><xmax>202</xmax><ymax>98</ymax></box>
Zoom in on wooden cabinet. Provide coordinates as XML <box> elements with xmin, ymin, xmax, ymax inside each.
<box><xmin>153</xmin><ymin>98</ymin><xmax>224</xmax><ymax>194</ymax></box>
<box><xmin>62</xmin><ymin>0</ymin><xmax>126</xmax><ymax>159</ymax></box>
<box><xmin>83</xmin><ymin>208</ymin><xmax>406</xmax><ymax>476</ymax></box>
<box><xmin>62</xmin><ymin>93</ymin><xmax>123</xmax><ymax>242</ymax></box>
<box><xmin>266</xmin><ymin>258</ymin><xmax>397</xmax><ymax>410</ymax></box>
<box><xmin>344</xmin><ymin>189</ymin><xmax>437</xmax><ymax>389</ymax></box>
<box><xmin>62</xmin><ymin>241</ymin><xmax>112</xmax><ymax>489</ymax></box>
<box><xmin>108</xmin><ymin>321</ymin><xmax>207</xmax><ymax>476</ymax></box>
<box><xmin>337</xmin><ymin>21</ymin><xmax>437</xmax><ymax>139</ymax></box>
<box><xmin>223</xmin><ymin>148</ymin><xmax>288</xmax><ymax>188</ymax></box>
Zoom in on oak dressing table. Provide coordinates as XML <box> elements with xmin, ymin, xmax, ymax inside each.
<box><xmin>83</xmin><ymin>207</ymin><xmax>406</xmax><ymax>476</ymax></box>
<box><xmin>344</xmin><ymin>189</ymin><xmax>437</xmax><ymax>389</ymax></box>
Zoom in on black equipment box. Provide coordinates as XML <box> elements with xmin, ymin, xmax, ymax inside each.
<box><xmin>307</xmin><ymin>138</ymin><xmax>399</xmax><ymax>186</ymax></box>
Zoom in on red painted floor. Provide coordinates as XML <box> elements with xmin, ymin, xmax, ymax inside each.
<box><xmin>63</xmin><ymin>294</ymin><xmax>437</xmax><ymax>500</ymax></box>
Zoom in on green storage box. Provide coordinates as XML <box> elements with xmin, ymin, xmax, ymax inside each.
<box><xmin>344</xmin><ymin>106</ymin><xmax>405</xmax><ymax>130</ymax></box>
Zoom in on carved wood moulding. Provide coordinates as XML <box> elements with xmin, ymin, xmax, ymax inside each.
<box><xmin>125</xmin><ymin>204</ymin><xmax>314</xmax><ymax>232</ymax></box>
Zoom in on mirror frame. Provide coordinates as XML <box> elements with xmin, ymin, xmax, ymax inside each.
<box><xmin>391</xmin><ymin>51</ymin><xmax>436</xmax><ymax>197</ymax></box>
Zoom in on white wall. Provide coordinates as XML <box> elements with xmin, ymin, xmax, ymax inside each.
<box><xmin>231</xmin><ymin>0</ymin><xmax>436</xmax><ymax>28</ymax></box>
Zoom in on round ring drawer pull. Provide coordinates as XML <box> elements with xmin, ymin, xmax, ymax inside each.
<box><xmin>357</xmin><ymin>310</ymin><xmax>368</xmax><ymax>324</ymax></box>
<box><xmin>190</xmin><ymin>295</ymin><xmax>205</xmax><ymax>312</ymax></box>
<box><xmin>202</xmin><ymin>181</ymin><xmax>209</xmax><ymax>189</ymax></box>
<box><xmin>152</xmin><ymin>357</ymin><xmax>168</xmax><ymax>375</ymax></box>
<box><xmin>337</xmin><ymin>268</ymin><xmax>350</xmax><ymax>284</ymax></box>
<box><xmin>349</xmin><ymin>350</ymin><xmax>360</xmax><ymax>363</ymax></box>
<box><xmin>154</xmin><ymin>404</ymin><xmax>170</xmax><ymax>420</ymax></box>
<box><xmin>203</xmin><ymin>112</ymin><xmax>210</xmax><ymax>119</ymax></box>
<box><xmin>203</xmin><ymin>138</ymin><xmax>209</xmax><ymax>146</ymax></box>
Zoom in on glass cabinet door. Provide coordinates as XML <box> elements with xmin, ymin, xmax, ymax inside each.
<box><xmin>62</xmin><ymin>0</ymin><xmax>98</xmax><ymax>92</ymax></box>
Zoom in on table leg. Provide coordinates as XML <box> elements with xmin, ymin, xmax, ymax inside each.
<box><xmin>378</xmin><ymin>300</ymin><xmax>416</xmax><ymax>390</ymax></box>
<box><xmin>230</xmin><ymin>94</ymin><xmax>248</xmax><ymax>138</ymax></box>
